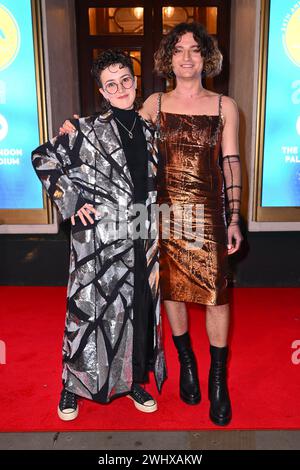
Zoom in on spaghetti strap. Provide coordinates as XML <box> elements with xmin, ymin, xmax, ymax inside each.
<box><xmin>155</xmin><ymin>92</ymin><xmax>164</xmax><ymax>140</ymax></box>
<box><xmin>218</xmin><ymin>94</ymin><xmax>224</xmax><ymax>124</ymax></box>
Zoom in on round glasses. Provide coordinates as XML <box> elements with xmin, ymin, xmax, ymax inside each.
<box><xmin>104</xmin><ymin>76</ymin><xmax>134</xmax><ymax>95</ymax></box>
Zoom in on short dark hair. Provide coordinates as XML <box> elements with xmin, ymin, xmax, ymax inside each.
<box><xmin>91</xmin><ymin>49</ymin><xmax>135</xmax><ymax>87</ymax></box>
<box><xmin>154</xmin><ymin>22</ymin><xmax>222</xmax><ymax>78</ymax></box>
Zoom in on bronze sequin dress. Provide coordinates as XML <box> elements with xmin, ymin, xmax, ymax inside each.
<box><xmin>157</xmin><ymin>95</ymin><xmax>229</xmax><ymax>306</ymax></box>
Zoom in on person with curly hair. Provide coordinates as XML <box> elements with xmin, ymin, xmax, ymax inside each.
<box><xmin>140</xmin><ymin>22</ymin><xmax>243</xmax><ymax>426</ymax></box>
<box><xmin>32</xmin><ymin>50</ymin><xmax>166</xmax><ymax>420</ymax></box>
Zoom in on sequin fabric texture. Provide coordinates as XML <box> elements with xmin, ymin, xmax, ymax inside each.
<box><xmin>157</xmin><ymin>101</ymin><xmax>229</xmax><ymax>306</ymax></box>
<box><xmin>32</xmin><ymin>111</ymin><xmax>166</xmax><ymax>403</ymax></box>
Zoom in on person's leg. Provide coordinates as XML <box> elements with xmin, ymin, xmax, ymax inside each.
<box><xmin>128</xmin><ymin>237</ymin><xmax>158</xmax><ymax>413</ymax></box>
<box><xmin>206</xmin><ymin>303</ymin><xmax>230</xmax><ymax>347</ymax></box>
<box><xmin>164</xmin><ymin>300</ymin><xmax>188</xmax><ymax>335</ymax></box>
<box><xmin>164</xmin><ymin>300</ymin><xmax>200</xmax><ymax>404</ymax></box>
<box><xmin>205</xmin><ymin>303</ymin><xmax>232</xmax><ymax>425</ymax></box>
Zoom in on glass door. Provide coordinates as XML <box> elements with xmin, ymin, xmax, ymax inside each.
<box><xmin>76</xmin><ymin>1</ymin><xmax>231</xmax><ymax>115</ymax></box>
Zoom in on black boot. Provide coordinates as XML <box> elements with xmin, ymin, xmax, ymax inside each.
<box><xmin>208</xmin><ymin>345</ymin><xmax>232</xmax><ymax>426</ymax></box>
<box><xmin>173</xmin><ymin>332</ymin><xmax>201</xmax><ymax>405</ymax></box>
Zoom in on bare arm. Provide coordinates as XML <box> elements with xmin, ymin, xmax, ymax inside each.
<box><xmin>139</xmin><ymin>92</ymin><xmax>161</xmax><ymax>123</ymax></box>
<box><xmin>221</xmin><ymin>96</ymin><xmax>243</xmax><ymax>254</ymax></box>
<box><xmin>60</xmin><ymin>95</ymin><xmax>161</xmax><ymax>130</ymax></box>
<box><xmin>61</xmin><ymin>96</ymin><xmax>160</xmax><ymax>133</ymax></box>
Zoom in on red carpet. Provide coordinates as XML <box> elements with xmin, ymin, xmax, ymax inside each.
<box><xmin>0</xmin><ymin>287</ymin><xmax>300</xmax><ymax>431</ymax></box>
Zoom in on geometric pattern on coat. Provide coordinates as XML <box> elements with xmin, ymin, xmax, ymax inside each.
<box><xmin>32</xmin><ymin>110</ymin><xmax>167</xmax><ymax>403</ymax></box>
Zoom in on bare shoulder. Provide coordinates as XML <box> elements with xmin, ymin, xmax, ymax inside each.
<box><xmin>220</xmin><ymin>96</ymin><xmax>238</xmax><ymax>127</ymax></box>
<box><xmin>144</xmin><ymin>92</ymin><xmax>162</xmax><ymax>105</ymax></box>
<box><xmin>221</xmin><ymin>95</ymin><xmax>238</xmax><ymax>114</ymax></box>
<box><xmin>139</xmin><ymin>92</ymin><xmax>162</xmax><ymax>122</ymax></box>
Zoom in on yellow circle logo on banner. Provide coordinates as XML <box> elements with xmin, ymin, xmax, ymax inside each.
<box><xmin>284</xmin><ymin>7</ymin><xmax>300</xmax><ymax>67</ymax></box>
<box><xmin>0</xmin><ymin>5</ymin><xmax>20</xmax><ymax>71</ymax></box>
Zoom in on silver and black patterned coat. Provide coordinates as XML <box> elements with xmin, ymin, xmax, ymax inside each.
<box><xmin>32</xmin><ymin>110</ymin><xmax>166</xmax><ymax>402</ymax></box>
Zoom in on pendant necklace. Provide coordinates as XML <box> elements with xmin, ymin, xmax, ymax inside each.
<box><xmin>115</xmin><ymin>116</ymin><xmax>137</xmax><ymax>139</ymax></box>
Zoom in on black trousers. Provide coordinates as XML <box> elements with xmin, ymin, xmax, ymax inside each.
<box><xmin>132</xmin><ymin>237</ymin><xmax>155</xmax><ymax>383</ymax></box>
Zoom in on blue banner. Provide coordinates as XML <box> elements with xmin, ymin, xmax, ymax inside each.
<box><xmin>262</xmin><ymin>0</ymin><xmax>300</xmax><ymax>207</ymax></box>
<box><xmin>0</xmin><ymin>0</ymin><xmax>43</xmax><ymax>209</ymax></box>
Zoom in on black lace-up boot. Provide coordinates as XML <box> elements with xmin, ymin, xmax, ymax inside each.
<box><xmin>208</xmin><ymin>345</ymin><xmax>232</xmax><ymax>426</ymax></box>
<box><xmin>173</xmin><ymin>332</ymin><xmax>201</xmax><ymax>405</ymax></box>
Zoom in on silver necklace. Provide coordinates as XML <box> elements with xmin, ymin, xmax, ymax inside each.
<box><xmin>115</xmin><ymin>116</ymin><xmax>137</xmax><ymax>139</ymax></box>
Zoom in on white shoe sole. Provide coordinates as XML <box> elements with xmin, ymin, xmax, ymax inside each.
<box><xmin>127</xmin><ymin>395</ymin><xmax>158</xmax><ymax>413</ymax></box>
<box><xmin>57</xmin><ymin>405</ymin><xmax>79</xmax><ymax>421</ymax></box>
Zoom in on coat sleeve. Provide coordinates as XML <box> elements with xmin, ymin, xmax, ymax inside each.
<box><xmin>31</xmin><ymin>132</ymin><xmax>87</xmax><ymax>221</ymax></box>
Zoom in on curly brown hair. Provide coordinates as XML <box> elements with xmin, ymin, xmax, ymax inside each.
<box><xmin>154</xmin><ymin>22</ymin><xmax>222</xmax><ymax>78</ymax></box>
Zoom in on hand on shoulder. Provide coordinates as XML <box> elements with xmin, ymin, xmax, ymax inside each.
<box><xmin>139</xmin><ymin>92</ymin><xmax>162</xmax><ymax>123</ymax></box>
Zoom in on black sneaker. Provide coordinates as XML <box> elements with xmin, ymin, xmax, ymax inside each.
<box><xmin>57</xmin><ymin>388</ymin><xmax>78</xmax><ymax>421</ymax></box>
<box><xmin>127</xmin><ymin>383</ymin><xmax>157</xmax><ymax>413</ymax></box>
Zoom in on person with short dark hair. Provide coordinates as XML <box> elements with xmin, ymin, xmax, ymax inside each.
<box><xmin>91</xmin><ymin>49</ymin><xmax>135</xmax><ymax>87</ymax></box>
<box><xmin>32</xmin><ymin>49</ymin><xmax>166</xmax><ymax>421</ymax></box>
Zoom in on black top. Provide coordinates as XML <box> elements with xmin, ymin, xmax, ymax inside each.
<box><xmin>112</xmin><ymin>106</ymin><xmax>148</xmax><ymax>203</ymax></box>
<box><xmin>111</xmin><ymin>107</ymin><xmax>152</xmax><ymax>384</ymax></box>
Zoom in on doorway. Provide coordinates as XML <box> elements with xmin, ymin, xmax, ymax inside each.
<box><xmin>75</xmin><ymin>0</ymin><xmax>231</xmax><ymax>115</ymax></box>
